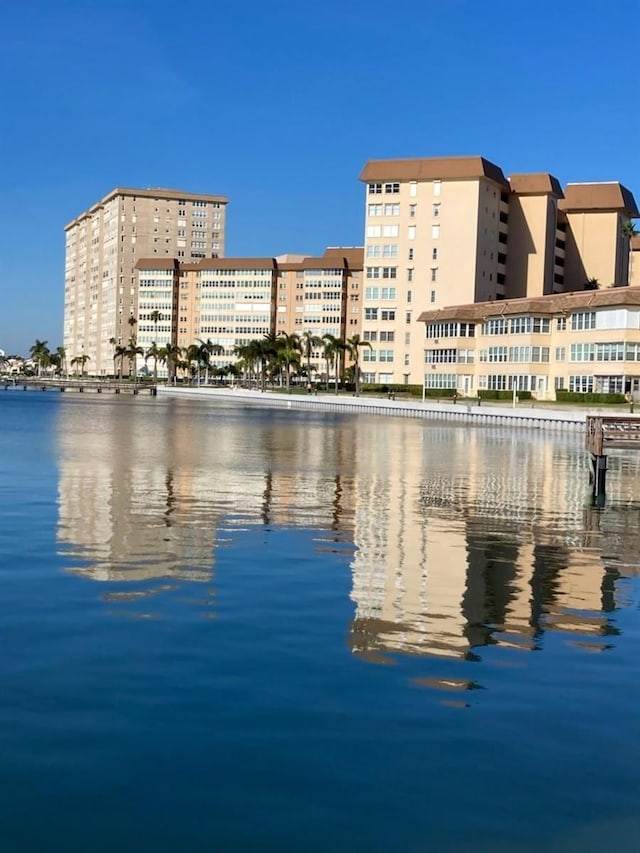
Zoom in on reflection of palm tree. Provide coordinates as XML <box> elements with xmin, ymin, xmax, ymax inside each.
<box><xmin>345</xmin><ymin>334</ymin><xmax>371</xmax><ymax>396</ymax></box>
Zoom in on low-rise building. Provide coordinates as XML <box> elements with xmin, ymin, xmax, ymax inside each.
<box><xmin>418</xmin><ymin>287</ymin><xmax>640</xmax><ymax>400</ymax></box>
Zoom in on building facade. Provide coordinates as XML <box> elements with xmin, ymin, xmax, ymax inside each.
<box><xmin>64</xmin><ymin>187</ymin><xmax>228</xmax><ymax>375</ymax></box>
<box><xmin>357</xmin><ymin>156</ymin><xmax>638</xmax><ymax>386</ymax></box>
<box><xmin>133</xmin><ymin>248</ymin><xmax>363</xmax><ymax>378</ymax></box>
<box><xmin>418</xmin><ymin>287</ymin><xmax>640</xmax><ymax>400</ymax></box>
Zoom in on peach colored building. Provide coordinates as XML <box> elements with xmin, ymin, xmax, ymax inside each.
<box><xmin>134</xmin><ymin>248</ymin><xmax>363</xmax><ymax>379</ymax></box>
<box><xmin>64</xmin><ymin>187</ymin><xmax>228</xmax><ymax>375</ymax></box>
<box><xmin>358</xmin><ymin>157</ymin><xmax>637</xmax><ymax>387</ymax></box>
<box><xmin>418</xmin><ymin>287</ymin><xmax>640</xmax><ymax>400</ymax></box>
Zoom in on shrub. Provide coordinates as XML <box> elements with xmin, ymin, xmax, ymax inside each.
<box><xmin>555</xmin><ymin>391</ymin><xmax>626</xmax><ymax>404</ymax></box>
<box><xmin>477</xmin><ymin>390</ymin><xmax>532</xmax><ymax>401</ymax></box>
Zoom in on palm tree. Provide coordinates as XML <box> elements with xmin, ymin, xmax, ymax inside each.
<box><xmin>70</xmin><ymin>354</ymin><xmax>90</xmax><ymax>377</ymax></box>
<box><xmin>114</xmin><ymin>345</ymin><xmax>127</xmax><ymax>379</ymax></box>
<box><xmin>125</xmin><ymin>337</ymin><xmax>143</xmax><ymax>380</ymax></box>
<box><xmin>257</xmin><ymin>333</ymin><xmax>280</xmax><ymax>391</ymax></box>
<box><xmin>128</xmin><ymin>315</ymin><xmax>138</xmax><ymax>338</ymax></box>
<box><xmin>149</xmin><ymin>310</ymin><xmax>162</xmax><ymax>342</ymax></box>
<box><xmin>197</xmin><ymin>338</ymin><xmax>224</xmax><ymax>385</ymax></box>
<box><xmin>29</xmin><ymin>339</ymin><xmax>50</xmax><ymax>376</ymax></box>
<box><xmin>300</xmin><ymin>331</ymin><xmax>322</xmax><ymax>381</ymax></box>
<box><xmin>345</xmin><ymin>334</ymin><xmax>372</xmax><ymax>396</ymax></box>
<box><xmin>145</xmin><ymin>342</ymin><xmax>162</xmax><ymax>383</ymax></box>
<box><xmin>623</xmin><ymin>220</ymin><xmax>639</xmax><ymax>284</ymax></box>
<box><xmin>186</xmin><ymin>343</ymin><xmax>201</xmax><ymax>382</ymax></box>
<box><xmin>276</xmin><ymin>332</ymin><xmax>301</xmax><ymax>391</ymax></box>
<box><xmin>56</xmin><ymin>346</ymin><xmax>67</xmax><ymax>377</ymax></box>
<box><xmin>322</xmin><ymin>333</ymin><xmax>345</xmax><ymax>394</ymax></box>
<box><xmin>108</xmin><ymin>337</ymin><xmax>118</xmax><ymax>377</ymax></box>
<box><xmin>159</xmin><ymin>343</ymin><xmax>182</xmax><ymax>384</ymax></box>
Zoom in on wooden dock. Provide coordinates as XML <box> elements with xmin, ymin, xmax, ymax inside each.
<box><xmin>3</xmin><ymin>378</ymin><xmax>157</xmax><ymax>395</ymax></box>
<box><xmin>585</xmin><ymin>415</ymin><xmax>640</xmax><ymax>500</ymax></box>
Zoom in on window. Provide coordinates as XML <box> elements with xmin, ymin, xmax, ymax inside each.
<box><xmin>382</xmin><ymin>244</ymin><xmax>398</xmax><ymax>258</ymax></box>
<box><xmin>381</xmin><ymin>310</ymin><xmax>396</xmax><ymax>321</ymax></box>
<box><xmin>570</xmin><ymin>343</ymin><xmax>595</xmax><ymax>362</ymax></box>
<box><xmin>382</xmin><ymin>225</ymin><xmax>399</xmax><ymax>237</ymax></box>
<box><xmin>557</xmin><ymin>317</ymin><xmax>567</xmax><ymax>331</ymax></box>
<box><xmin>431</xmin><ymin>224</ymin><xmax>440</xmax><ymax>239</ymax></box>
<box><xmin>432</xmin><ymin>248</ymin><xmax>438</xmax><ymax>261</ymax></box>
<box><xmin>366</xmin><ymin>267</ymin><xmax>380</xmax><ymax>279</ymax></box>
<box><xmin>408</xmin><ymin>248</ymin><xmax>414</xmax><ymax>260</ymax></box>
<box><xmin>380</xmin><ymin>287</ymin><xmax>396</xmax><ymax>300</ymax></box>
<box><xmin>362</xmin><ymin>348</ymin><xmax>376</xmax><ymax>362</ymax></box>
<box><xmin>367</xmin><ymin>225</ymin><xmax>382</xmax><ymax>238</ymax></box>
<box><xmin>407</xmin><ymin>268</ymin><xmax>414</xmax><ymax>282</ymax></box>
<box><xmin>366</xmin><ymin>245</ymin><xmax>382</xmax><ymax>258</ymax></box>
<box><xmin>364</xmin><ymin>308</ymin><xmax>378</xmax><ymax>321</ymax></box>
<box><xmin>408</xmin><ymin>225</ymin><xmax>416</xmax><ymax>240</ymax></box>
<box><xmin>433</xmin><ymin>203</ymin><xmax>440</xmax><ymax>217</ymax></box>
<box><xmin>409</xmin><ymin>181</ymin><xmax>417</xmax><ymax>197</ymax></box>
<box><xmin>409</xmin><ymin>204</ymin><xmax>416</xmax><ymax>218</ymax></box>
<box><xmin>571</xmin><ymin>311</ymin><xmax>596</xmax><ymax>331</ymax></box>
<box><xmin>431</xmin><ymin>268</ymin><xmax>437</xmax><ymax>282</ymax></box>
<box><xmin>363</xmin><ymin>331</ymin><xmax>377</xmax><ymax>342</ymax></box>
<box><xmin>406</xmin><ymin>311</ymin><xmax>412</xmax><ymax>324</ymax></box>
<box><xmin>379</xmin><ymin>350</ymin><xmax>394</xmax><ymax>362</ymax></box>
<box><xmin>381</xmin><ymin>267</ymin><xmax>397</xmax><ymax>279</ymax></box>
<box><xmin>569</xmin><ymin>375</ymin><xmax>594</xmax><ymax>393</ymax></box>
<box><xmin>384</xmin><ymin>203</ymin><xmax>400</xmax><ymax>216</ymax></box>
<box><xmin>433</xmin><ymin>180</ymin><xmax>441</xmax><ymax>196</ymax></box>
<box><xmin>368</xmin><ymin>183</ymin><xmax>382</xmax><ymax>194</ymax></box>
<box><xmin>431</xmin><ymin>290</ymin><xmax>436</xmax><ymax>303</ymax></box>
<box><xmin>384</xmin><ymin>183</ymin><xmax>400</xmax><ymax>194</ymax></box>
<box><xmin>368</xmin><ymin>203</ymin><xmax>383</xmax><ymax>216</ymax></box>
<box><xmin>380</xmin><ymin>331</ymin><xmax>395</xmax><ymax>342</ymax></box>
<box><xmin>365</xmin><ymin>287</ymin><xmax>379</xmax><ymax>299</ymax></box>
<box><xmin>555</xmin><ymin>347</ymin><xmax>565</xmax><ymax>361</ymax></box>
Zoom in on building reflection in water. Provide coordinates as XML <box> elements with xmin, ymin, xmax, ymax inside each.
<box><xmin>348</xmin><ymin>425</ymin><xmax>640</xmax><ymax>665</ymax></box>
<box><xmin>56</xmin><ymin>399</ymin><xmax>640</xmax><ymax>660</ymax></box>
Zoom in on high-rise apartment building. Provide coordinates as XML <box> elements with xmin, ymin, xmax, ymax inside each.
<box><xmin>133</xmin><ymin>248</ymin><xmax>363</xmax><ymax>378</ymax></box>
<box><xmin>64</xmin><ymin>187</ymin><xmax>228</xmax><ymax>375</ymax></box>
<box><xmin>358</xmin><ymin>156</ymin><xmax>637</xmax><ymax>386</ymax></box>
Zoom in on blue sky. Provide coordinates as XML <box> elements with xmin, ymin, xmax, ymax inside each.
<box><xmin>0</xmin><ymin>0</ymin><xmax>637</xmax><ymax>355</ymax></box>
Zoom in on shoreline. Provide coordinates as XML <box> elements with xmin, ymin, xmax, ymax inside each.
<box><xmin>156</xmin><ymin>385</ymin><xmax>620</xmax><ymax>431</ymax></box>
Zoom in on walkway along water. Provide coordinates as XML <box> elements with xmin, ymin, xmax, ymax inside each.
<box><xmin>158</xmin><ymin>386</ymin><xmax>587</xmax><ymax>430</ymax></box>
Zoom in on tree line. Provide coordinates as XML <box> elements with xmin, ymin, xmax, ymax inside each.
<box><xmin>25</xmin><ymin>326</ymin><xmax>373</xmax><ymax>394</ymax></box>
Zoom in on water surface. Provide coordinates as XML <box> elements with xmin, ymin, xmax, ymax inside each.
<box><xmin>1</xmin><ymin>392</ymin><xmax>639</xmax><ymax>851</ymax></box>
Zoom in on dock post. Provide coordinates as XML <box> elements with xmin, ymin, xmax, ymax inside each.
<box><xmin>593</xmin><ymin>455</ymin><xmax>607</xmax><ymax>498</ymax></box>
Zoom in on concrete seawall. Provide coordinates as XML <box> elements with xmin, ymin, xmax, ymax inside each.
<box><xmin>158</xmin><ymin>386</ymin><xmax>594</xmax><ymax>431</ymax></box>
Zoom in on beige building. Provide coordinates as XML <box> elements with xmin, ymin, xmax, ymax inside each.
<box><xmin>64</xmin><ymin>187</ymin><xmax>228</xmax><ymax>375</ymax></box>
<box><xmin>134</xmin><ymin>248</ymin><xmax>363</xmax><ymax>379</ymax></box>
<box><xmin>418</xmin><ymin>286</ymin><xmax>640</xmax><ymax>400</ymax></box>
<box><xmin>358</xmin><ymin>156</ymin><xmax>637</xmax><ymax>386</ymax></box>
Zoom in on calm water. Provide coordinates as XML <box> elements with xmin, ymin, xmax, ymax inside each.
<box><xmin>1</xmin><ymin>391</ymin><xmax>639</xmax><ymax>852</ymax></box>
